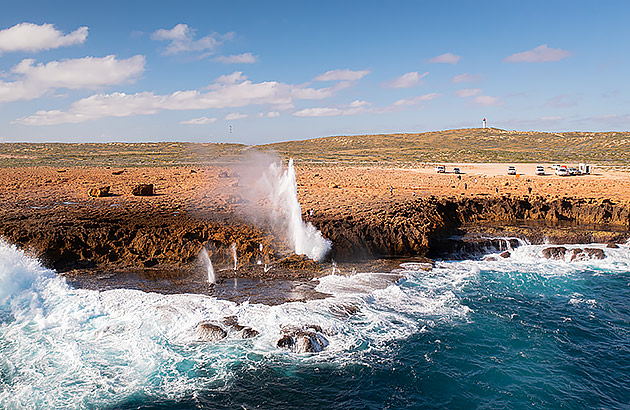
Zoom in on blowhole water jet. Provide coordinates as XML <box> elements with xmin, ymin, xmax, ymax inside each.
<box><xmin>231</xmin><ymin>243</ymin><xmax>238</xmax><ymax>271</ymax></box>
<box><xmin>251</xmin><ymin>158</ymin><xmax>331</xmax><ymax>262</ymax></box>
<box><xmin>199</xmin><ymin>248</ymin><xmax>215</xmax><ymax>285</ymax></box>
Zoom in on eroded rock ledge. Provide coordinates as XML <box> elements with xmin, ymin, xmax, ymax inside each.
<box><xmin>0</xmin><ymin>195</ymin><xmax>628</xmax><ymax>276</ymax></box>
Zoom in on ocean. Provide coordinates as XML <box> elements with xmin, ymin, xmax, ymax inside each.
<box><xmin>1</xmin><ymin>239</ymin><xmax>629</xmax><ymax>409</ymax></box>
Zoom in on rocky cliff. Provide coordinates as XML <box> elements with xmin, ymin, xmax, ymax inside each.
<box><xmin>0</xmin><ymin>195</ymin><xmax>628</xmax><ymax>275</ymax></box>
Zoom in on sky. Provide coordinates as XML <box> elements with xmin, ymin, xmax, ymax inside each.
<box><xmin>0</xmin><ymin>0</ymin><xmax>628</xmax><ymax>144</ymax></box>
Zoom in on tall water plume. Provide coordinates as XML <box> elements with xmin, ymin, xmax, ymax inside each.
<box><xmin>200</xmin><ymin>248</ymin><xmax>215</xmax><ymax>284</ymax></box>
<box><xmin>238</xmin><ymin>154</ymin><xmax>331</xmax><ymax>262</ymax></box>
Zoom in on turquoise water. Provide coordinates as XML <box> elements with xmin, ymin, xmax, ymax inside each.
<box><xmin>1</xmin><ymin>240</ymin><xmax>629</xmax><ymax>409</ymax></box>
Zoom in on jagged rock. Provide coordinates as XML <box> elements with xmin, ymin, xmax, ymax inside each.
<box><xmin>606</xmin><ymin>243</ymin><xmax>620</xmax><ymax>248</ymax></box>
<box><xmin>197</xmin><ymin>321</ymin><xmax>227</xmax><ymax>342</ymax></box>
<box><xmin>277</xmin><ymin>334</ymin><xmax>294</xmax><ymax>349</ymax></box>
<box><xmin>242</xmin><ymin>328</ymin><xmax>259</xmax><ymax>339</ymax></box>
<box><xmin>222</xmin><ymin>316</ymin><xmax>258</xmax><ymax>338</ymax></box>
<box><xmin>88</xmin><ymin>186</ymin><xmax>110</xmax><ymax>197</ymax></box>
<box><xmin>131</xmin><ymin>184</ymin><xmax>153</xmax><ymax>196</ymax></box>
<box><xmin>583</xmin><ymin>248</ymin><xmax>605</xmax><ymax>259</ymax></box>
<box><xmin>542</xmin><ymin>246</ymin><xmax>567</xmax><ymax>259</ymax></box>
<box><xmin>277</xmin><ymin>325</ymin><xmax>331</xmax><ymax>353</ymax></box>
<box><xmin>329</xmin><ymin>303</ymin><xmax>360</xmax><ymax>318</ymax></box>
<box><xmin>500</xmin><ymin>251</ymin><xmax>511</xmax><ymax>258</ymax></box>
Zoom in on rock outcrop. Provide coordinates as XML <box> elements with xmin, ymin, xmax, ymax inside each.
<box><xmin>277</xmin><ymin>325</ymin><xmax>331</xmax><ymax>353</ymax></box>
<box><xmin>0</xmin><ymin>195</ymin><xmax>627</xmax><ymax>274</ymax></box>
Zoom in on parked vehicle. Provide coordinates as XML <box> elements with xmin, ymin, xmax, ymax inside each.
<box><xmin>453</xmin><ymin>167</ymin><xmax>461</xmax><ymax>174</ymax></box>
<box><xmin>551</xmin><ymin>164</ymin><xmax>561</xmax><ymax>171</ymax></box>
<box><xmin>435</xmin><ymin>165</ymin><xmax>445</xmax><ymax>173</ymax></box>
<box><xmin>568</xmin><ymin>167</ymin><xmax>579</xmax><ymax>175</ymax></box>
<box><xmin>579</xmin><ymin>163</ymin><xmax>592</xmax><ymax>174</ymax></box>
<box><xmin>535</xmin><ymin>166</ymin><xmax>545</xmax><ymax>175</ymax></box>
<box><xmin>556</xmin><ymin>167</ymin><xmax>570</xmax><ymax>176</ymax></box>
<box><xmin>507</xmin><ymin>166</ymin><xmax>517</xmax><ymax>175</ymax></box>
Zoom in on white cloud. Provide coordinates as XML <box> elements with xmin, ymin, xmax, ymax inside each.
<box><xmin>0</xmin><ymin>23</ymin><xmax>88</xmax><ymax>55</ymax></box>
<box><xmin>503</xmin><ymin>44</ymin><xmax>571</xmax><ymax>63</ymax></box>
<box><xmin>180</xmin><ymin>116</ymin><xmax>216</xmax><ymax>125</ymax></box>
<box><xmin>213</xmin><ymin>71</ymin><xmax>248</xmax><ymax>85</ymax></box>
<box><xmin>293</xmin><ymin>93</ymin><xmax>439</xmax><ymax>117</ymax></box>
<box><xmin>382</xmin><ymin>71</ymin><xmax>428</xmax><ymax>88</ymax></box>
<box><xmin>540</xmin><ymin>116</ymin><xmax>563</xmax><ymax>122</ymax></box>
<box><xmin>214</xmin><ymin>53</ymin><xmax>257</xmax><ymax>64</ymax></box>
<box><xmin>14</xmin><ymin>72</ymin><xmax>347</xmax><ymax>125</ymax></box>
<box><xmin>293</xmin><ymin>107</ymin><xmax>343</xmax><ymax>117</ymax></box>
<box><xmin>313</xmin><ymin>68</ymin><xmax>370</xmax><ymax>81</ymax></box>
<box><xmin>454</xmin><ymin>88</ymin><xmax>482</xmax><ymax>98</ymax></box>
<box><xmin>391</xmin><ymin>93</ymin><xmax>440</xmax><ymax>107</ymax></box>
<box><xmin>225</xmin><ymin>112</ymin><xmax>248</xmax><ymax>120</ymax></box>
<box><xmin>257</xmin><ymin>111</ymin><xmax>280</xmax><ymax>118</ymax></box>
<box><xmin>151</xmin><ymin>24</ymin><xmax>233</xmax><ymax>55</ymax></box>
<box><xmin>451</xmin><ymin>73</ymin><xmax>481</xmax><ymax>83</ymax></box>
<box><xmin>349</xmin><ymin>100</ymin><xmax>370</xmax><ymax>108</ymax></box>
<box><xmin>427</xmin><ymin>52</ymin><xmax>461</xmax><ymax>64</ymax></box>
<box><xmin>472</xmin><ymin>95</ymin><xmax>503</xmax><ymax>106</ymax></box>
<box><xmin>0</xmin><ymin>55</ymin><xmax>145</xmax><ymax>103</ymax></box>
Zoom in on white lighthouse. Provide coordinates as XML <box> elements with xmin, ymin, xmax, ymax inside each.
<box><xmin>482</xmin><ymin>118</ymin><xmax>487</xmax><ymax>129</ymax></box>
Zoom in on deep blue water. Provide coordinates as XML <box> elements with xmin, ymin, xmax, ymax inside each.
<box><xmin>1</xmin><ymin>241</ymin><xmax>630</xmax><ymax>409</ymax></box>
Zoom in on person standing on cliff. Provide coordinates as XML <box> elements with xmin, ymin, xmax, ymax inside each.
<box><xmin>528</xmin><ymin>187</ymin><xmax>532</xmax><ymax>195</ymax></box>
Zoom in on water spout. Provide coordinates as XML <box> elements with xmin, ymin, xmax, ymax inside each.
<box><xmin>200</xmin><ymin>248</ymin><xmax>215</xmax><ymax>285</ymax></box>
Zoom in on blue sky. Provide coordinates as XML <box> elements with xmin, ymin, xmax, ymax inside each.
<box><xmin>0</xmin><ymin>0</ymin><xmax>628</xmax><ymax>144</ymax></box>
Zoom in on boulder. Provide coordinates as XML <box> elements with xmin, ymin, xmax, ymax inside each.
<box><xmin>277</xmin><ymin>325</ymin><xmax>330</xmax><ymax>353</ymax></box>
<box><xmin>241</xmin><ymin>328</ymin><xmax>259</xmax><ymax>339</ymax></box>
<box><xmin>606</xmin><ymin>243</ymin><xmax>620</xmax><ymax>249</ymax></box>
<box><xmin>542</xmin><ymin>246</ymin><xmax>567</xmax><ymax>260</ymax></box>
<box><xmin>584</xmin><ymin>248</ymin><xmax>606</xmax><ymax>260</ymax></box>
<box><xmin>131</xmin><ymin>184</ymin><xmax>154</xmax><ymax>196</ymax></box>
<box><xmin>499</xmin><ymin>251</ymin><xmax>511</xmax><ymax>258</ymax></box>
<box><xmin>88</xmin><ymin>186</ymin><xmax>110</xmax><ymax>198</ymax></box>
<box><xmin>197</xmin><ymin>321</ymin><xmax>227</xmax><ymax>342</ymax></box>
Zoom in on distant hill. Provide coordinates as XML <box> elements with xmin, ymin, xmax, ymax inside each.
<box><xmin>262</xmin><ymin>128</ymin><xmax>630</xmax><ymax>164</ymax></box>
<box><xmin>1</xmin><ymin>128</ymin><xmax>629</xmax><ymax>166</ymax></box>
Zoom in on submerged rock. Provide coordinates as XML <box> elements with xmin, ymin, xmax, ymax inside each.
<box><xmin>277</xmin><ymin>324</ymin><xmax>331</xmax><ymax>353</ymax></box>
<box><xmin>197</xmin><ymin>321</ymin><xmax>227</xmax><ymax>342</ymax></box>
<box><xmin>542</xmin><ymin>246</ymin><xmax>605</xmax><ymax>261</ymax></box>
<box><xmin>222</xmin><ymin>315</ymin><xmax>259</xmax><ymax>339</ymax></box>
<box><xmin>241</xmin><ymin>328</ymin><xmax>259</xmax><ymax>339</ymax></box>
<box><xmin>542</xmin><ymin>246</ymin><xmax>567</xmax><ymax>260</ymax></box>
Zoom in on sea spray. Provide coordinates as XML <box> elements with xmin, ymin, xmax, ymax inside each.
<box><xmin>256</xmin><ymin>158</ymin><xmax>331</xmax><ymax>262</ymax></box>
<box><xmin>231</xmin><ymin>243</ymin><xmax>238</xmax><ymax>271</ymax></box>
<box><xmin>200</xmin><ymin>249</ymin><xmax>215</xmax><ymax>284</ymax></box>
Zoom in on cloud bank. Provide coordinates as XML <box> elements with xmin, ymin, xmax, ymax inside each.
<box><xmin>14</xmin><ymin>71</ymin><xmax>351</xmax><ymax>125</ymax></box>
<box><xmin>0</xmin><ymin>23</ymin><xmax>88</xmax><ymax>55</ymax></box>
<box><xmin>0</xmin><ymin>55</ymin><xmax>145</xmax><ymax>103</ymax></box>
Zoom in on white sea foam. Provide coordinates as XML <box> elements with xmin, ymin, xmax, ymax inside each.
<box><xmin>2</xmin><ymin>238</ymin><xmax>624</xmax><ymax>409</ymax></box>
